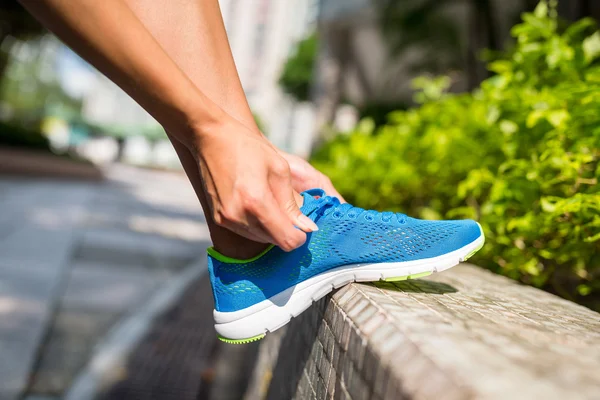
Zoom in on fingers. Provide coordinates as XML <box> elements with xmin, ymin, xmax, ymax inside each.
<box><xmin>283</xmin><ymin>194</ymin><xmax>319</xmax><ymax>233</ymax></box>
<box><xmin>276</xmin><ymin>149</ymin><xmax>346</xmax><ymax>203</ymax></box>
<box><xmin>255</xmin><ymin>195</ymin><xmax>308</xmax><ymax>251</ymax></box>
<box><xmin>214</xmin><ymin>202</ymin><xmax>297</xmax><ymax>248</ymax></box>
<box><xmin>269</xmin><ymin>158</ymin><xmax>319</xmax><ymax>232</ymax></box>
<box><xmin>266</xmin><ymin>158</ymin><xmax>319</xmax><ymax>251</ymax></box>
<box><xmin>211</xmin><ymin>182</ymin><xmax>310</xmax><ymax>252</ymax></box>
<box><xmin>214</xmin><ymin>183</ymin><xmax>290</xmax><ymax>246</ymax></box>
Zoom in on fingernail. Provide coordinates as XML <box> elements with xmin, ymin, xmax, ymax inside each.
<box><xmin>298</xmin><ymin>214</ymin><xmax>319</xmax><ymax>232</ymax></box>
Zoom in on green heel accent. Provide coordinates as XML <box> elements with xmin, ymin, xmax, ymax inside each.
<box><xmin>384</xmin><ymin>271</ymin><xmax>432</xmax><ymax>282</ymax></box>
<box><xmin>207</xmin><ymin>245</ymin><xmax>275</xmax><ymax>264</ymax></box>
<box><xmin>218</xmin><ymin>333</ymin><xmax>266</xmax><ymax>344</ymax></box>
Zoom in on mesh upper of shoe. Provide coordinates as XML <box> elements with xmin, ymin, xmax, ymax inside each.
<box><xmin>208</xmin><ymin>189</ymin><xmax>480</xmax><ymax>312</ymax></box>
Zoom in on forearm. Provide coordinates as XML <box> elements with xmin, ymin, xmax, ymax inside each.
<box><xmin>19</xmin><ymin>0</ymin><xmax>224</xmax><ymax>147</ymax></box>
<box><xmin>124</xmin><ymin>0</ymin><xmax>266</xmax><ymax>137</ymax></box>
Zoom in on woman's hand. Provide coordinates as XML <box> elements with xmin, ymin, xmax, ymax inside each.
<box><xmin>279</xmin><ymin>151</ymin><xmax>346</xmax><ymax>202</ymax></box>
<box><xmin>193</xmin><ymin>118</ymin><xmax>319</xmax><ymax>251</ymax></box>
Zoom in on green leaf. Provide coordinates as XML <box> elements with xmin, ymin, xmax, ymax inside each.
<box><xmin>526</xmin><ymin>110</ymin><xmax>545</xmax><ymax>128</ymax></box>
<box><xmin>583</xmin><ymin>31</ymin><xmax>600</xmax><ymax>64</ymax></box>
<box><xmin>522</xmin><ymin>258</ymin><xmax>541</xmax><ymax>276</ymax></box>
<box><xmin>534</xmin><ymin>1</ymin><xmax>548</xmax><ymax>18</ymax></box>
<box><xmin>499</xmin><ymin>120</ymin><xmax>518</xmax><ymax>135</ymax></box>
<box><xmin>540</xmin><ymin>197</ymin><xmax>557</xmax><ymax>212</ymax></box>
<box><xmin>564</xmin><ymin>17</ymin><xmax>596</xmax><ymax>39</ymax></box>
<box><xmin>546</xmin><ymin>110</ymin><xmax>570</xmax><ymax>128</ymax></box>
<box><xmin>577</xmin><ymin>285</ymin><xmax>592</xmax><ymax>296</ymax></box>
<box><xmin>584</xmin><ymin>231</ymin><xmax>600</xmax><ymax>243</ymax></box>
<box><xmin>486</xmin><ymin>106</ymin><xmax>500</xmax><ymax>124</ymax></box>
<box><xmin>488</xmin><ymin>60</ymin><xmax>512</xmax><ymax>74</ymax></box>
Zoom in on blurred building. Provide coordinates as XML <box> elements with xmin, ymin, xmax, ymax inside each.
<box><xmin>79</xmin><ymin>73</ymin><xmax>179</xmax><ymax>167</ymax></box>
<box><xmin>82</xmin><ymin>75</ymin><xmax>155</xmax><ymax>130</ymax></box>
<box><xmin>220</xmin><ymin>0</ymin><xmax>320</xmax><ymax>157</ymax></box>
<box><xmin>315</xmin><ymin>0</ymin><xmax>415</xmax><ymax>108</ymax></box>
<box><xmin>79</xmin><ymin>0</ymin><xmax>322</xmax><ymax>159</ymax></box>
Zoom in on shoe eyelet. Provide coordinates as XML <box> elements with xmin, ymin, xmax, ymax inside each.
<box><xmin>332</xmin><ymin>211</ymin><xmax>342</xmax><ymax>219</ymax></box>
<box><xmin>348</xmin><ymin>213</ymin><xmax>356</xmax><ymax>219</ymax></box>
<box><xmin>364</xmin><ymin>215</ymin><xmax>374</xmax><ymax>221</ymax></box>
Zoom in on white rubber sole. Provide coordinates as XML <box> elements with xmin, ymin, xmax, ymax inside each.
<box><xmin>215</xmin><ymin>228</ymin><xmax>484</xmax><ymax>341</ymax></box>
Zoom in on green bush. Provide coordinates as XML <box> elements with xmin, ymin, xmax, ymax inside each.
<box><xmin>312</xmin><ymin>2</ymin><xmax>600</xmax><ymax>310</ymax></box>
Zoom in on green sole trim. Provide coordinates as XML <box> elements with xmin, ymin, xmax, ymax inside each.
<box><xmin>383</xmin><ymin>271</ymin><xmax>432</xmax><ymax>282</ymax></box>
<box><xmin>462</xmin><ymin>241</ymin><xmax>484</xmax><ymax>262</ymax></box>
<box><xmin>217</xmin><ymin>333</ymin><xmax>266</xmax><ymax>344</ymax></box>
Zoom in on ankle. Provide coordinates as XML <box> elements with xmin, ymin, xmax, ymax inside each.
<box><xmin>211</xmin><ymin>229</ymin><xmax>270</xmax><ymax>260</ymax></box>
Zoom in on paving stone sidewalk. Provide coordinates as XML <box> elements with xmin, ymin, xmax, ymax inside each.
<box><xmin>92</xmin><ymin>273</ymin><xmax>259</xmax><ymax>400</ymax></box>
<box><xmin>0</xmin><ymin>165</ymin><xmax>210</xmax><ymax>400</ymax></box>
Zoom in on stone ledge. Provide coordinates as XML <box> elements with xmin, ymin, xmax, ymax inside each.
<box><xmin>244</xmin><ymin>265</ymin><xmax>600</xmax><ymax>400</ymax></box>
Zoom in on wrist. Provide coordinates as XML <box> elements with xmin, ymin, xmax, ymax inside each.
<box><xmin>172</xmin><ymin>89</ymin><xmax>229</xmax><ymax>149</ymax></box>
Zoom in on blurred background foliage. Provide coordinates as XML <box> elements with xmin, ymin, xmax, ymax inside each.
<box><xmin>0</xmin><ymin>2</ymin><xmax>172</xmax><ymax>166</ymax></box>
<box><xmin>312</xmin><ymin>1</ymin><xmax>600</xmax><ymax>310</ymax></box>
<box><xmin>279</xmin><ymin>33</ymin><xmax>318</xmax><ymax>102</ymax></box>
<box><xmin>0</xmin><ymin>1</ymin><xmax>45</xmax><ymax>79</ymax></box>
<box><xmin>0</xmin><ymin>4</ymin><xmax>54</xmax><ymax>151</ymax></box>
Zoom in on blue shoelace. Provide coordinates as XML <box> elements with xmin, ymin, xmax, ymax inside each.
<box><xmin>312</xmin><ymin>194</ymin><xmax>407</xmax><ymax>224</ymax></box>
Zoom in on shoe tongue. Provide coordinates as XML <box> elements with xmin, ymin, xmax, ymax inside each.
<box><xmin>300</xmin><ymin>188</ymin><xmax>326</xmax><ymax>215</ymax></box>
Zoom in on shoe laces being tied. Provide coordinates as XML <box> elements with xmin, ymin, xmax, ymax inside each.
<box><xmin>303</xmin><ymin>189</ymin><xmax>407</xmax><ymax>224</ymax></box>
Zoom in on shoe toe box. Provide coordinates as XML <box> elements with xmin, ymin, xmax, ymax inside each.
<box><xmin>400</xmin><ymin>217</ymin><xmax>483</xmax><ymax>258</ymax></box>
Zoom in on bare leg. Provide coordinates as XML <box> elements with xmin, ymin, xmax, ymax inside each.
<box><xmin>124</xmin><ymin>0</ymin><xmax>272</xmax><ymax>258</ymax></box>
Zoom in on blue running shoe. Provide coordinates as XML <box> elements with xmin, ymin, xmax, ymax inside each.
<box><xmin>209</xmin><ymin>189</ymin><xmax>484</xmax><ymax>343</ymax></box>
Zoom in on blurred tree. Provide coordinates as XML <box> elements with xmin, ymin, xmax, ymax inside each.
<box><xmin>466</xmin><ymin>0</ymin><xmax>500</xmax><ymax>87</ymax></box>
<box><xmin>1</xmin><ymin>38</ymin><xmax>80</xmax><ymax>118</ymax></box>
<box><xmin>556</xmin><ymin>0</ymin><xmax>600</xmax><ymax>22</ymax></box>
<box><xmin>375</xmin><ymin>0</ymin><xmax>500</xmax><ymax>89</ymax></box>
<box><xmin>278</xmin><ymin>33</ymin><xmax>317</xmax><ymax>102</ymax></box>
<box><xmin>376</xmin><ymin>0</ymin><xmax>462</xmax><ymax>73</ymax></box>
<box><xmin>376</xmin><ymin>0</ymin><xmax>600</xmax><ymax>90</ymax></box>
<box><xmin>0</xmin><ymin>1</ymin><xmax>45</xmax><ymax>83</ymax></box>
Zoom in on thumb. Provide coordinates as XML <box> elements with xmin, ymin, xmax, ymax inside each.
<box><xmin>270</xmin><ymin>162</ymin><xmax>319</xmax><ymax>233</ymax></box>
<box><xmin>282</xmin><ymin>191</ymin><xmax>319</xmax><ymax>233</ymax></box>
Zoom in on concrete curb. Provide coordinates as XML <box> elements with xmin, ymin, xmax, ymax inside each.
<box><xmin>64</xmin><ymin>259</ymin><xmax>207</xmax><ymax>400</ymax></box>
